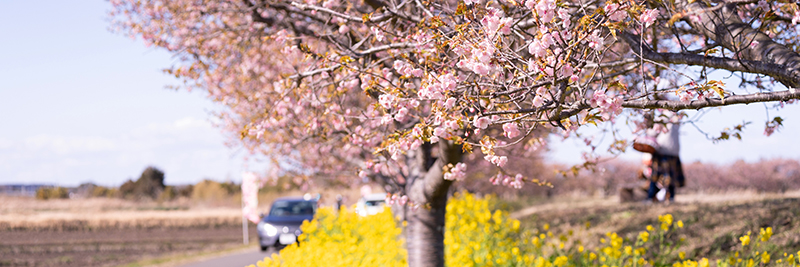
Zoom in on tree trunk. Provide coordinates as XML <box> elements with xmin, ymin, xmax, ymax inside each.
<box><xmin>405</xmin><ymin>141</ymin><xmax>463</xmax><ymax>267</ymax></box>
<box><xmin>406</xmin><ymin>187</ymin><xmax>448</xmax><ymax>267</ymax></box>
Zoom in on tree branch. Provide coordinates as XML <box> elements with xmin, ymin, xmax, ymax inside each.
<box><xmin>622</xmin><ymin>89</ymin><xmax>800</xmax><ymax>110</ymax></box>
<box><xmin>673</xmin><ymin>0</ymin><xmax>800</xmax><ymax>87</ymax></box>
<box><xmin>620</xmin><ymin>31</ymin><xmax>800</xmax><ymax>88</ymax></box>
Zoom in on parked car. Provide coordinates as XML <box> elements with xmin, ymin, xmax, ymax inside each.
<box><xmin>257</xmin><ymin>196</ymin><xmax>317</xmax><ymax>251</ymax></box>
<box><xmin>355</xmin><ymin>193</ymin><xmax>387</xmax><ymax>216</ymax></box>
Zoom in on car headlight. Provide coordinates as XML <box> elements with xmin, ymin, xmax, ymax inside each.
<box><xmin>262</xmin><ymin>223</ymin><xmax>278</xmax><ymax>236</ymax></box>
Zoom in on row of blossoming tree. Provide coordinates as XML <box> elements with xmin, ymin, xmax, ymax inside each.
<box><xmin>110</xmin><ymin>0</ymin><xmax>800</xmax><ymax>265</ymax></box>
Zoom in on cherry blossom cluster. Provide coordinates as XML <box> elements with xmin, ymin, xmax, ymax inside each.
<box><xmin>443</xmin><ymin>162</ymin><xmax>468</xmax><ymax>181</ymax></box>
<box><xmin>589</xmin><ymin>91</ymin><xmax>623</xmax><ymax>121</ymax></box>
<box><xmin>110</xmin><ymin>0</ymin><xmax>800</xmax><ymax>209</ymax></box>
<box><xmin>385</xmin><ymin>193</ymin><xmax>421</xmax><ymax>211</ymax></box>
<box><xmin>489</xmin><ymin>173</ymin><xmax>524</xmax><ymax>189</ymax></box>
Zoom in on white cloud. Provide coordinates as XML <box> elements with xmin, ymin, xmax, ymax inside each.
<box><xmin>0</xmin><ymin>138</ymin><xmax>12</xmax><ymax>150</ymax></box>
<box><xmin>23</xmin><ymin>134</ymin><xmax>117</xmax><ymax>154</ymax></box>
<box><xmin>2</xmin><ymin>116</ymin><xmax>259</xmax><ymax>186</ymax></box>
<box><xmin>174</xmin><ymin>116</ymin><xmax>211</xmax><ymax>129</ymax></box>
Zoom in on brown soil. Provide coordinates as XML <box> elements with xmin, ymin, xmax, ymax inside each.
<box><xmin>0</xmin><ymin>225</ymin><xmax>259</xmax><ymax>267</ymax></box>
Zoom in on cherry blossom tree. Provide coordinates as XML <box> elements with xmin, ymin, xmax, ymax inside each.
<box><xmin>110</xmin><ymin>0</ymin><xmax>800</xmax><ymax>265</ymax></box>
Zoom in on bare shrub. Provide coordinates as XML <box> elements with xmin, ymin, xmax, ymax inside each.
<box><xmin>119</xmin><ymin>166</ymin><xmax>166</xmax><ymax>200</ymax></box>
<box><xmin>191</xmin><ymin>180</ymin><xmax>234</xmax><ymax>204</ymax></box>
<box><xmin>35</xmin><ymin>187</ymin><xmax>69</xmax><ymax>200</ymax></box>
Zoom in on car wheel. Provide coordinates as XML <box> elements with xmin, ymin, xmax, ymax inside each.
<box><xmin>260</xmin><ymin>245</ymin><xmax>269</xmax><ymax>252</ymax></box>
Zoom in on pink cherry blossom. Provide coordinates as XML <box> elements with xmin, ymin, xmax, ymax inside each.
<box><xmin>379</xmin><ymin>94</ymin><xmax>396</xmax><ymax>109</ymax></box>
<box><xmin>503</xmin><ymin>122</ymin><xmax>521</xmax><ymax>139</ymax></box>
<box><xmin>757</xmin><ymin>0</ymin><xmax>768</xmax><ymax>10</ymax></box>
<box><xmin>528</xmin><ymin>40</ymin><xmax>547</xmax><ymax>58</ymax></box>
<box><xmin>793</xmin><ymin>10</ymin><xmax>800</xmax><ymax>25</ymax></box>
<box><xmin>640</xmin><ymin>9</ymin><xmax>660</xmax><ymax>27</ymax></box>
<box><xmin>534</xmin><ymin>0</ymin><xmax>557</xmax><ymax>22</ymax></box>
<box><xmin>473</xmin><ymin>116</ymin><xmax>490</xmax><ymax>129</ymax></box>
<box><xmin>339</xmin><ymin>25</ymin><xmax>349</xmax><ymax>34</ymax></box>
<box><xmin>604</xmin><ymin>3</ymin><xmax>628</xmax><ymax>22</ymax></box>
<box><xmin>395</xmin><ymin>107</ymin><xmax>409</xmax><ymax>122</ymax></box>
<box><xmin>399</xmin><ymin>195</ymin><xmax>409</xmax><ymax>205</ymax></box>
<box><xmin>444</xmin><ymin>97</ymin><xmax>457</xmax><ymax>109</ymax></box>
<box><xmin>443</xmin><ymin>162</ymin><xmax>467</xmax><ymax>181</ymax></box>
<box><xmin>371</xmin><ymin>26</ymin><xmax>385</xmax><ymax>42</ymax></box>
<box><xmin>587</xmin><ymin>30</ymin><xmax>604</xmax><ymax>51</ymax></box>
<box><xmin>679</xmin><ymin>90</ymin><xmax>694</xmax><ymax>102</ymax></box>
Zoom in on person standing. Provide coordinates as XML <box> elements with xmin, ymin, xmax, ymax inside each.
<box><xmin>649</xmin><ymin>112</ymin><xmax>685</xmax><ymax>203</ymax></box>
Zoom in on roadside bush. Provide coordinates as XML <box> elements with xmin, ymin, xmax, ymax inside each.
<box><xmin>191</xmin><ymin>180</ymin><xmax>231</xmax><ymax>203</ymax></box>
<box><xmin>35</xmin><ymin>187</ymin><xmax>69</xmax><ymax>200</ymax></box>
<box><xmin>159</xmin><ymin>186</ymin><xmax>176</xmax><ymax>202</ymax></box>
<box><xmin>90</xmin><ymin>186</ymin><xmax>109</xmax><ymax>198</ymax></box>
<box><xmin>174</xmin><ymin>184</ymin><xmax>194</xmax><ymax>198</ymax></box>
<box><xmin>119</xmin><ymin>166</ymin><xmax>166</xmax><ymax>200</ymax></box>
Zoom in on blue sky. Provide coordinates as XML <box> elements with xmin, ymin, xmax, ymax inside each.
<box><xmin>1</xmin><ymin>1</ymin><xmax>798</xmax><ymax>187</ymax></box>
<box><xmin>0</xmin><ymin>1</ymin><xmax>267</xmax><ymax>187</ymax></box>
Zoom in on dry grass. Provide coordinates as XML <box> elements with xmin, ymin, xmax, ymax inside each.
<box><xmin>0</xmin><ymin>208</ymin><xmax>243</xmax><ymax>231</ymax></box>
<box><xmin>0</xmin><ymin>186</ymin><xmax>369</xmax><ymax>231</ymax></box>
<box><xmin>512</xmin><ymin>189</ymin><xmax>800</xmax><ymax>260</ymax></box>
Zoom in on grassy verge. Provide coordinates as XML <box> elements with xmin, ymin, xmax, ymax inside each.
<box><xmin>509</xmin><ymin>191</ymin><xmax>800</xmax><ymax>261</ymax></box>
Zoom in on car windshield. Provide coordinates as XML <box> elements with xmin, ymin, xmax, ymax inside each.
<box><xmin>365</xmin><ymin>200</ymin><xmax>384</xmax><ymax>207</ymax></box>
<box><xmin>269</xmin><ymin>200</ymin><xmax>316</xmax><ymax>216</ymax></box>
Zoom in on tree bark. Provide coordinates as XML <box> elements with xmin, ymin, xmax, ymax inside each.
<box><xmin>405</xmin><ymin>141</ymin><xmax>463</xmax><ymax>267</ymax></box>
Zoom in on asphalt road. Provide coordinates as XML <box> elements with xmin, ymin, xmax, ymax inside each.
<box><xmin>178</xmin><ymin>249</ymin><xmax>273</xmax><ymax>267</ymax></box>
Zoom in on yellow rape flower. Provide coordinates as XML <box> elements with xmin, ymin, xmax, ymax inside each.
<box><xmin>677</xmin><ymin>220</ymin><xmax>684</xmax><ymax>228</ymax></box>
<box><xmin>760</xmin><ymin>227</ymin><xmax>773</xmax><ymax>242</ymax></box>
<box><xmin>679</xmin><ymin>251</ymin><xmax>686</xmax><ymax>260</ymax></box>
<box><xmin>740</xmin><ymin>232</ymin><xmax>751</xmax><ymax>246</ymax></box>
<box><xmin>699</xmin><ymin>258</ymin><xmax>709</xmax><ymax>267</ymax></box>
<box><xmin>639</xmin><ymin>231</ymin><xmax>649</xmax><ymax>242</ymax></box>
<box><xmin>553</xmin><ymin>256</ymin><xmax>568</xmax><ymax>267</ymax></box>
<box><xmin>659</xmin><ymin>214</ymin><xmax>674</xmax><ymax>225</ymax></box>
<box><xmin>762</xmin><ymin>251</ymin><xmax>771</xmax><ymax>264</ymax></box>
<box><xmin>646</xmin><ymin>225</ymin><xmax>654</xmax><ymax>232</ymax></box>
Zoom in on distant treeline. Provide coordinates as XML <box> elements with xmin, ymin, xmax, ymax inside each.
<box><xmin>35</xmin><ymin>166</ymin><xmax>241</xmax><ymax>202</ymax></box>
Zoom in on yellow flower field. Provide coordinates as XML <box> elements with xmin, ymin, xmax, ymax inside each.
<box><xmin>248</xmin><ymin>192</ymin><xmax>800</xmax><ymax>267</ymax></box>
